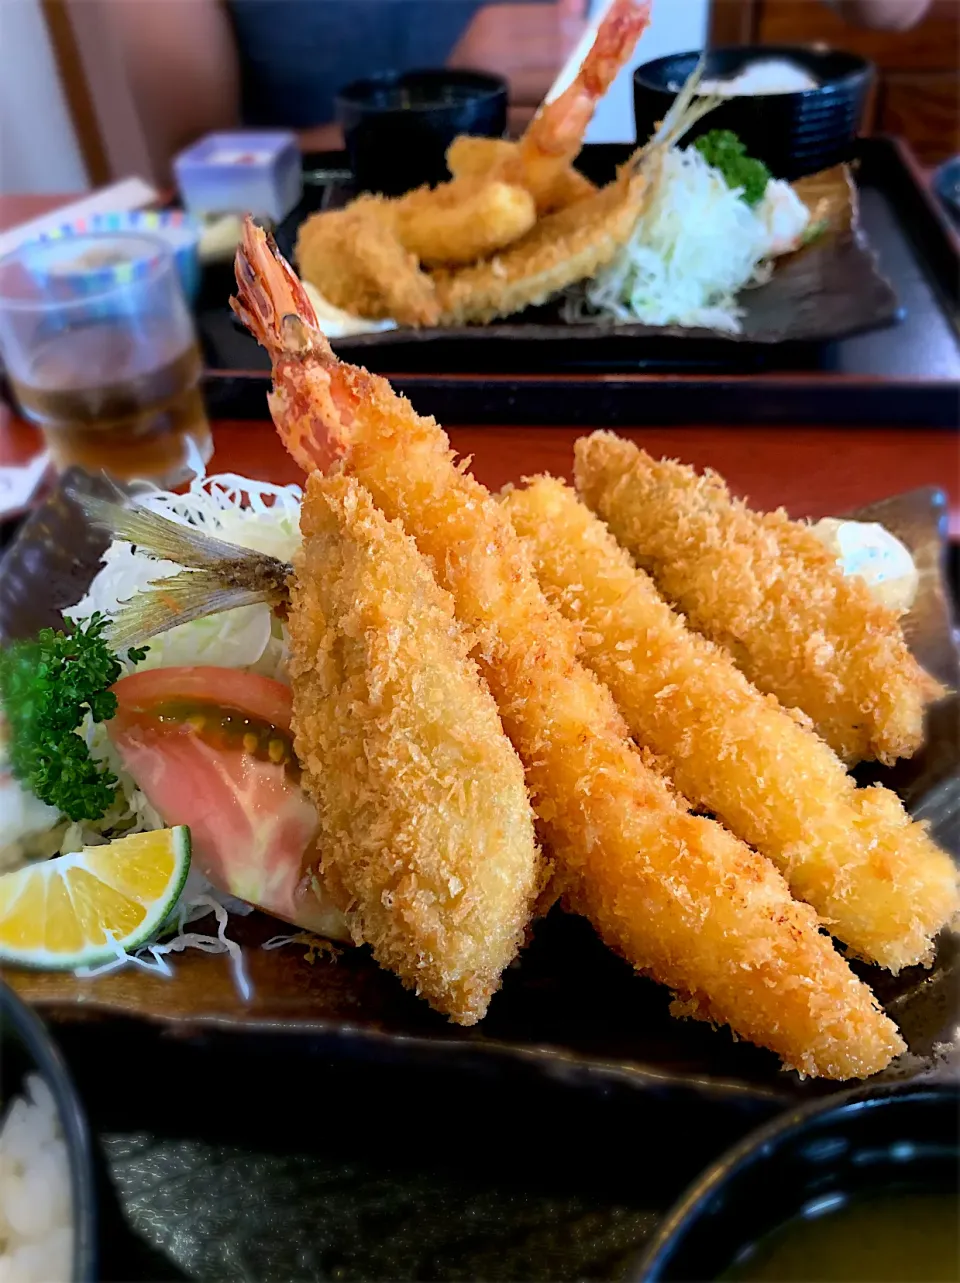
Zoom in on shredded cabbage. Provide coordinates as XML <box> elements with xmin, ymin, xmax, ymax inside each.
<box><xmin>67</xmin><ymin>472</ymin><xmax>302</xmax><ymax>682</ymax></box>
<box><xmin>569</xmin><ymin>147</ymin><xmax>796</xmax><ymax>334</ymax></box>
<box><xmin>76</xmin><ymin>894</ymin><xmax>251</xmax><ymax>1000</ymax></box>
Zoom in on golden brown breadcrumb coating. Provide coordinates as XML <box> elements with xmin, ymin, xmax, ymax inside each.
<box><xmin>394</xmin><ymin>177</ymin><xmax>537</xmax><ymax>267</ymax></box>
<box><xmin>503</xmin><ymin>475</ymin><xmax>959</xmax><ymax>972</ymax></box>
<box><xmin>258</xmin><ymin>367</ymin><xmax>902</xmax><ymax>1075</ymax></box>
<box><xmin>445</xmin><ymin>135</ymin><xmax>598</xmax><ymax>214</ymax></box>
<box><xmin>574</xmin><ymin>433</ymin><xmax>944</xmax><ymax>766</ymax></box>
<box><xmin>287</xmin><ymin>472</ymin><xmax>541</xmax><ymax>1025</ymax></box>
<box><xmin>234</xmin><ymin>218</ymin><xmax>906</xmax><ymax>1077</ymax></box>
<box><xmin>295</xmin><ymin>199</ymin><xmax>439</xmax><ymax>326</ymax></box>
<box><xmin>432</xmin><ymin>171</ymin><xmax>648</xmax><ymax>325</ymax></box>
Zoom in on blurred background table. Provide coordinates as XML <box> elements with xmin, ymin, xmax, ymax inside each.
<box><xmin>2</xmin><ymin>408</ymin><xmax>958</xmax><ymax>537</ymax></box>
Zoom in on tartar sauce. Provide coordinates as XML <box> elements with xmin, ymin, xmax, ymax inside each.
<box><xmin>810</xmin><ymin>518</ymin><xmax>919</xmax><ymax>612</ymax></box>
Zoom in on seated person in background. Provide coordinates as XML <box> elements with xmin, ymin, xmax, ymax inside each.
<box><xmin>228</xmin><ymin>0</ymin><xmax>588</xmax><ymax>147</ymax></box>
<box><xmin>227</xmin><ymin>0</ymin><xmax>934</xmax><ymax>149</ymax></box>
<box><xmin>833</xmin><ymin>0</ymin><xmax>932</xmax><ymax>28</ymax></box>
<box><xmin>103</xmin><ymin>0</ymin><xmax>935</xmax><ymax>182</ymax></box>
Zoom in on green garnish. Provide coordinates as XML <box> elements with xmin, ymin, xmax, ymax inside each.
<box><xmin>694</xmin><ymin>130</ymin><xmax>771</xmax><ymax>207</ymax></box>
<box><xmin>800</xmin><ymin>217</ymin><xmax>828</xmax><ymax>247</ymax></box>
<box><xmin>0</xmin><ymin>614</ymin><xmax>147</xmax><ymax>822</ymax></box>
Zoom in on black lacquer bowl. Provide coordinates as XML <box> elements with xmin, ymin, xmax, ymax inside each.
<box><xmin>0</xmin><ymin>980</ymin><xmax>97</xmax><ymax>1282</ymax></box>
<box><xmin>335</xmin><ymin>68</ymin><xmax>507</xmax><ymax>196</ymax></box>
<box><xmin>633</xmin><ymin>1080</ymin><xmax>960</xmax><ymax>1280</ymax></box>
<box><xmin>634</xmin><ymin>46</ymin><xmax>874</xmax><ymax>181</ymax></box>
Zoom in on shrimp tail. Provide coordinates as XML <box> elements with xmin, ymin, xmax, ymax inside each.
<box><xmin>525</xmin><ymin>0</ymin><xmax>652</xmax><ymax>160</ymax></box>
<box><xmin>231</xmin><ymin>221</ymin><xmax>331</xmax><ymax>359</ymax></box>
<box><xmin>233</xmin><ymin>218</ymin><xmax>363</xmax><ymax>477</ymax></box>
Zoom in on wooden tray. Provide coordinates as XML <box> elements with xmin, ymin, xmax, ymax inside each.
<box><xmin>197</xmin><ymin>138</ymin><xmax>960</xmax><ymax>427</ymax></box>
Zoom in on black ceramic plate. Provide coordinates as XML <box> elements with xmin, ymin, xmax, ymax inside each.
<box><xmin>0</xmin><ymin>474</ymin><xmax>956</xmax><ymax>1108</ymax></box>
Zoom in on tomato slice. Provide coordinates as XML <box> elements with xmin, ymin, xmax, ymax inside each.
<box><xmin>109</xmin><ymin>668</ymin><xmax>346</xmax><ymax>939</ymax></box>
<box><xmin>111</xmin><ymin>667</ymin><xmax>293</xmax><ymax>732</ymax></box>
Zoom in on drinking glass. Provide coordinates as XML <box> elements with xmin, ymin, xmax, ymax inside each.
<box><xmin>0</xmin><ymin>232</ymin><xmax>212</xmax><ymax>487</ymax></box>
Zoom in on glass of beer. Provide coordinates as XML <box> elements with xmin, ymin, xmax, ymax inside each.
<box><xmin>0</xmin><ymin>232</ymin><xmax>213</xmax><ymax>487</ymax></box>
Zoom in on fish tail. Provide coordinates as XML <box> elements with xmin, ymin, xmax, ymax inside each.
<box><xmin>107</xmin><ymin>569</ymin><xmax>281</xmax><ymax>649</ymax></box>
<box><xmin>69</xmin><ymin>482</ymin><xmax>292</xmax><ymax>648</ymax></box>
<box><xmin>75</xmin><ymin>489</ymin><xmax>264</xmax><ymax>570</ymax></box>
<box><xmin>634</xmin><ymin>60</ymin><xmax>720</xmax><ymax>167</ymax></box>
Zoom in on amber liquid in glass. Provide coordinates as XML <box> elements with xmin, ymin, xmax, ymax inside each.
<box><xmin>12</xmin><ymin>318</ymin><xmax>212</xmax><ymax>485</ymax></box>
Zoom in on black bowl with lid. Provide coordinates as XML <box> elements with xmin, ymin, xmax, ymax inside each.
<box><xmin>632</xmin><ymin>1079</ymin><xmax>959</xmax><ymax>1281</ymax></box>
<box><xmin>633</xmin><ymin>46</ymin><xmax>874</xmax><ymax>180</ymax></box>
<box><xmin>335</xmin><ymin>68</ymin><xmax>508</xmax><ymax>196</ymax></box>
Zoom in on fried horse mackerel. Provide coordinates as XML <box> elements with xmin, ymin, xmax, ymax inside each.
<box><xmin>79</xmin><ymin>475</ymin><xmax>542</xmax><ymax>1026</ymax></box>
<box><xmin>229</xmin><ymin>219</ymin><xmax>906</xmax><ymax>1081</ymax></box>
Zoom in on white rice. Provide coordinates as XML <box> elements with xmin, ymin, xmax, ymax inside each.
<box><xmin>0</xmin><ymin>1074</ymin><xmax>73</xmax><ymax>1283</ymax></box>
<box><xmin>699</xmin><ymin>58</ymin><xmax>819</xmax><ymax>96</ymax></box>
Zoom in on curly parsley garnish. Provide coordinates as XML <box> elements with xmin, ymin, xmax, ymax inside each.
<box><xmin>694</xmin><ymin>130</ymin><xmax>771</xmax><ymax>207</ymax></box>
<box><xmin>0</xmin><ymin>614</ymin><xmax>147</xmax><ymax>822</ymax></box>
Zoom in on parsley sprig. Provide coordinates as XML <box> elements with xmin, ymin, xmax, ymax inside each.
<box><xmin>0</xmin><ymin>614</ymin><xmax>147</xmax><ymax>822</ymax></box>
<box><xmin>694</xmin><ymin>130</ymin><xmax>771</xmax><ymax>207</ymax></box>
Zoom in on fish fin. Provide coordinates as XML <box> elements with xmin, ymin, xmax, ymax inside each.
<box><xmin>74</xmin><ymin>487</ymin><xmax>263</xmax><ymax>568</ymax></box>
<box><xmin>107</xmin><ymin>570</ymin><xmax>279</xmax><ymax>649</ymax></box>
<box><xmin>634</xmin><ymin>60</ymin><xmax>720</xmax><ymax>166</ymax></box>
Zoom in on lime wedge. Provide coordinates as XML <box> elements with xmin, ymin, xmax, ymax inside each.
<box><xmin>0</xmin><ymin>827</ymin><xmax>191</xmax><ymax>969</ymax></box>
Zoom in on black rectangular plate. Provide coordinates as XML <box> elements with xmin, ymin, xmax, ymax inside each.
<box><xmin>196</xmin><ymin>137</ymin><xmax>960</xmax><ymax>429</ymax></box>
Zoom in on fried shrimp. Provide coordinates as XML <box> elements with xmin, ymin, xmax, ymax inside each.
<box><xmin>439</xmin><ymin>0</ymin><xmax>645</xmax><ymax>220</ymax></box>
<box><xmin>288</xmin><ymin>473</ymin><xmax>541</xmax><ymax>1024</ymax></box>
<box><xmin>445</xmin><ymin>136</ymin><xmax>597</xmax><ymax>214</ymax></box>
<box><xmin>295</xmin><ymin>2</ymin><xmax>652</xmax><ymax>322</ymax></box>
<box><xmin>394</xmin><ymin>177</ymin><xmax>537</xmax><ymax>267</ymax></box>
<box><xmin>504</xmin><ymin>475</ymin><xmax>958</xmax><ymax>972</ymax></box>
<box><xmin>433</xmin><ymin>171</ymin><xmax>648</xmax><ymax>324</ymax></box>
<box><xmin>295</xmin><ymin>198</ymin><xmax>439</xmax><ymax>326</ymax></box>
<box><xmin>575</xmin><ymin>434</ymin><xmax>944</xmax><ymax>766</ymax></box>
<box><xmin>232</xmin><ymin>219</ymin><xmax>905</xmax><ymax>1080</ymax></box>
<box><xmin>433</xmin><ymin>69</ymin><xmax>718</xmax><ymax>325</ymax></box>
<box><xmin>493</xmin><ymin>0</ymin><xmax>651</xmax><ymax>209</ymax></box>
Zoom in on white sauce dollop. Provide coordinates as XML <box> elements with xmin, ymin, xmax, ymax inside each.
<box><xmin>811</xmin><ymin>519</ymin><xmax>919</xmax><ymax>612</ymax></box>
<box><xmin>756</xmin><ymin>179</ymin><xmax>811</xmax><ymax>256</ymax></box>
<box><xmin>302</xmin><ymin>281</ymin><xmax>396</xmax><ymax>340</ymax></box>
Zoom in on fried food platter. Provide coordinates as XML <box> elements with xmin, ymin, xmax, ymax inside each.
<box><xmin>269</xmin><ymin>0</ymin><xmax>899</xmax><ymax>365</ymax></box>
<box><xmin>1</xmin><ymin>198</ymin><xmax>955</xmax><ymax>1108</ymax></box>
<box><xmin>2</xmin><ymin>464</ymin><xmax>956</xmax><ymax>1109</ymax></box>
<box><xmin>275</xmin><ymin>158</ymin><xmax>900</xmax><ymax>360</ymax></box>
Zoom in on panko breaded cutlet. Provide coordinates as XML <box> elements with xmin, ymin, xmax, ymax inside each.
<box><xmin>295</xmin><ymin>199</ymin><xmax>440</xmax><ymax>327</ymax></box>
<box><xmin>287</xmin><ymin>472</ymin><xmax>541</xmax><ymax>1025</ymax></box>
<box><xmin>574</xmin><ymin>432</ymin><xmax>944</xmax><ymax>766</ymax></box>
<box><xmin>503</xmin><ymin>475</ymin><xmax>959</xmax><ymax>973</ymax></box>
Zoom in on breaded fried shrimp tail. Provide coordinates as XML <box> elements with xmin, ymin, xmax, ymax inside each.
<box><xmin>504</xmin><ymin>476</ymin><xmax>959</xmax><ymax>972</ymax></box>
<box><xmin>574</xmin><ymin>432</ymin><xmax>943</xmax><ymax>767</ymax></box>
<box><xmin>288</xmin><ymin>473</ymin><xmax>541</xmax><ymax>1025</ymax></box>
<box><xmin>234</xmin><ymin>218</ymin><xmax>904</xmax><ymax>1078</ymax></box>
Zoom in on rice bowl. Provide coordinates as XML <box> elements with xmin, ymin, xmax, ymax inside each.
<box><xmin>0</xmin><ymin>1074</ymin><xmax>72</xmax><ymax>1283</ymax></box>
<box><xmin>0</xmin><ymin>982</ymin><xmax>95</xmax><ymax>1283</ymax></box>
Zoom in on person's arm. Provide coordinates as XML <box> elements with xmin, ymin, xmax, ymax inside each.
<box><xmin>448</xmin><ymin>0</ymin><xmax>587</xmax><ymax>131</ymax></box>
<box><xmin>101</xmin><ymin>0</ymin><xmax>241</xmax><ymax>176</ymax></box>
<box><xmin>830</xmin><ymin>0</ymin><xmax>933</xmax><ymax>30</ymax></box>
